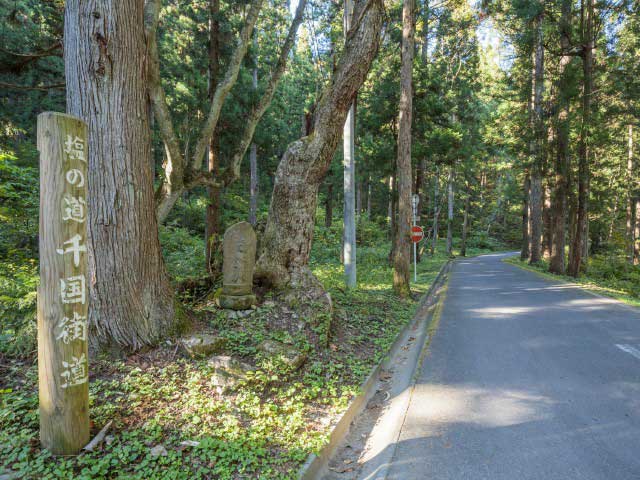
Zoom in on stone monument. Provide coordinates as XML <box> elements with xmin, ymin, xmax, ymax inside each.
<box><xmin>219</xmin><ymin>221</ymin><xmax>257</xmax><ymax>310</ymax></box>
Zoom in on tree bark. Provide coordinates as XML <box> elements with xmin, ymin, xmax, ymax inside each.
<box><xmin>325</xmin><ymin>182</ymin><xmax>334</xmax><ymax>227</ymax></box>
<box><xmin>393</xmin><ymin>0</ymin><xmax>415</xmax><ymax>296</ymax></box>
<box><xmin>635</xmin><ymin>197</ymin><xmax>640</xmax><ymax>264</ymax></box>
<box><xmin>431</xmin><ymin>166</ymin><xmax>440</xmax><ymax>255</ymax></box>
<box><xmin>568</xmin><ymin>0</ymin><xmax>593</xmax><ymax>277</ymax></box>
<box><xmin>529</xmin><ymin>12</ymin><xmax>545</xmax><ymax>264</ymax></box>
<box><xmin>205</xmin><ymin>0</ymin><xmax>222</xmax><ymax>274</ymax></box>
<box><xmin>254</xmin><ymin>0</ymin><xmax>383</xmax><ymax>291</ymax></box>
<box><xmin>65</xmin><ymin>0</ymin><xmax>176</xmax><ymax>350</ymax></box>
<box><xmin>446</xmin><ymin>167</ymin><xmax>454</xmax><ymax>256</ymax></box>
<box><xmin>543</xmin><ymin>184</ymin><xmax>552</xmax><ymax>258</ymax></box>
<box><xmin>389</xmin><ymin>174</ymin><xmax>396</xmax><ymax>237</ymax></box>
<box><xmin>549</xmin><ymin>0</ymin><xmax>572</xmax><ymax>275</ymax></box>
<box><xmin>521</xmin><ymin>173</ymin><xmax>531</xmax><ymax>260</ymax></box>
<box><xmin>249</xmin><ymin>34</ymin><xmax>259</xmax><ymax>226</ymax></box>
<box><xmin>461</xmin><ymin>185</ymin><xmax>470</xmax><ymax>257</ymax></box>
<box><xmin>367</xmin><ymin>176</ymin><xmax>372</xmax><ymax>217</ymax></box>
<box><xmin>626</xmin><ymin>124</ymin><xmax>635</xmax><ymax>264</ymax></box>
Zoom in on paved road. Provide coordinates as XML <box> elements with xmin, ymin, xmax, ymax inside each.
<box><xmin>385</xmin><ymin>252</ymin><xmax>640</xmax><ymax>480</ymax></box>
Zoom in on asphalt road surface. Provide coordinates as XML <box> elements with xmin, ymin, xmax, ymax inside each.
<box><xmin>385</xmin><ymin>252</ymin><xmax>640</xmax><ymax>480</ymax></box>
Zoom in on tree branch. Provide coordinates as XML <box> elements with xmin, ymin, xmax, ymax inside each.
<box><xmin>224</xmin><ymin>0</ymin><xmax>308</xmax><ymax>186</ymax></box>
<box><xmin>190</xmin><ymin>0</ymin><xmax>264</xmax><ymax>173</ymax></box>
<box><xmin>0</xmin><ymin>81</ymin><xmax>65</xmax><ymax>91</ymax></box>
<box><xmin>144</xmin><ymin>0</ymin><xmax>187</xmax><ymax>222</ymax></box>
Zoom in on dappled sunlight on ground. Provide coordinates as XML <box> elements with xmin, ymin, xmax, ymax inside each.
<box><xmin>403</xmin><ymin>385</ymin><xmax>554</xmax><ymax>436</ymax></box>
<box><xmin>468</xmin><ymin>306</ymin><xmax>538</xmax><ymax>319</ymax></box>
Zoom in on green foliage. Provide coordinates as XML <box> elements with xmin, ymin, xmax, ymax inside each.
<box><xmin>0</xmin><ymin>150</ymin><xmax>39</xmax><ymax>356</ymax></box>
<box><xmin>159</xmin><ymin>225</ymin><xmax>206</xmax><ymax>283</ymax></box>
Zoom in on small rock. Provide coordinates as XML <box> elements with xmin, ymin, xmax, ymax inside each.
<box><xmin>150</xmin><ymin>445</ymin><xmax>168</xmax><ymax>457</ymax></box>
<box><xmin>208</xmin><ymin>355</ymin><xmax>253</xmax><ymax>392</ymax></box>
<box><xmin>258</xmin><ymin>339</ymin><xmax>307</xmax><ymax>370</ymax></box>
<box><xmin>105</xmin><ymin>435</ymin><xmax>115</xmax><ymax>446</ymax></box>
<box><xmin>180</xmin><ymin>440</ymin><xmax>200</xmax><ymax>447</ymax></box>
<box><xmin>181</xmin><ymin>334</ymin><xmax>227</xmax><ymax>358</ymax></box>
<box><xmin>263</xmin><ymin>300</ymin><xmax>276</xmax><ymax>308</ymax></box>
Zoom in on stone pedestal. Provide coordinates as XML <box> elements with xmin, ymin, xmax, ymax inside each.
<box><xmin>218</xmin><ymin>221</ymin><xmax>257</xmax><ymax>310</ymax></box>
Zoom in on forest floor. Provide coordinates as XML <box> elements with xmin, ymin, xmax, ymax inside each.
<box><xmin>0</xmin><ymin>224</ymin><xmax>503</xmax><ymax>480</ymax></box>
<box><xmin>504</xmin><ymin>255</ymin><xmax>640</xmax><ymax>308</ymax></box>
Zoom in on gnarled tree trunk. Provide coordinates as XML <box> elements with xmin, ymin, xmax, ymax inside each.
<box><xmin>255</xmin><ymin>0</ymin><xmax>383</xmax><ymax>291</ymax></box>
<box><xmin>65</xmin><ymin>0</ymin><xmax>176</xmax><ymax>350</ymax></box>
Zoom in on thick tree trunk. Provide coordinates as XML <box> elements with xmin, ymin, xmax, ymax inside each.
<box><xmin>543</xmin><ymin>185</ymin><xmax>552</xmax><ymax>258</ymax></box>
<box><xmin>461</xmin><ymin>187</ymin><xmax>470</xmax><ymax>257</ymax></box>
<box><xmin>205</xmin><ymin>0</ymin><xmax>222</xmax><ymax>274</ymax></box>
<box><xmin>549</xmin><ymin>0</ymin><xmax>572</xmax><ymax>275</ymax></box>
<box><xmin>529</xmin><ymin>12</ymin><xmax>545</xmax><ymax>264</ymax></box>
<box><xmin>431</xmin><ymin>167</ymin><xmax>440</xmax><ymax>255</ymax></box>
<box><xmin>393</xmin><ymin>0</ymin><xmax>415</xmax><ymax>296</ymax></box>
<box><xmin>568</xmin><ymin>0</ymin><xmax>593</xmax><ymax>277</ymax></box>
<box><xmin>521</xmin><ymin>173</ymin><xmax>531</xmax><ymax>261</ymax></box>
<box><xmin>65</xmin><ymin>0</ymin><xmax>176</xmax><ymax>350</ymax></box>
<box><xmin>446</xmin><ymin>168</ymin><xmax>454</xmax><ymax>256</ymax></box>
<box><xmin>255</xmin><ymin>0</ymin><xmax>383</xmax><ymax>291</ymax></box>
<box><xmin>626</xmin><ymin>124</ymin><xmax>635</xmax><ymax>264</ymax></box>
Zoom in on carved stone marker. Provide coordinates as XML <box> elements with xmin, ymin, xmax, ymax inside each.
<box><xmin>37</xmin><ymin>112</ymin><xmax>90</xmax><ymax>454</ymax></box>
<box><xmin>219</xmin><ymin>222</ymin><xmax>257</xmax><ymax>310</ymax></box>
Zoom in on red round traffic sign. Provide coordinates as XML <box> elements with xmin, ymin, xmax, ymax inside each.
<box><xmin>411</xmin><ymin>225</ymin><xmax>424</xmax><ymax>243</ymax></box>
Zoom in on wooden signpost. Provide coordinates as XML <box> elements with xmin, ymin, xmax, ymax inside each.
<box><xmin>37</xmin><ymin>112</ymin><xmax>90</xmax><ymax>455</ymax></box>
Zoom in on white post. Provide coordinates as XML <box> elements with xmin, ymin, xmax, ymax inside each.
<box><xmin>343</xmin><ymin>0</ymin><xmax>357</xmax><ymax>288</ymax></box>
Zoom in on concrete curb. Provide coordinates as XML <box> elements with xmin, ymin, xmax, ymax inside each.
<box><xmin>297</xmin><ymin>259</ymin><xmax>453</xmax><ymax>480</ymax></box>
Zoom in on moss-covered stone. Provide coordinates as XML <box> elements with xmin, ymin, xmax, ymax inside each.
<box><xmin>258</xmin><ymin>339</ymin><xmax>307</xmax><ymax>370</ymax></box>
<box><xmin>181</xmin><ymin>334</ymin><xmax>228</xmax><ymax>358</ymax></box>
